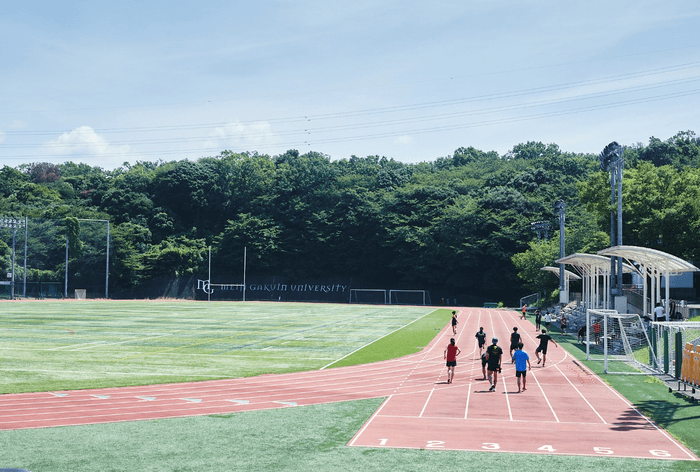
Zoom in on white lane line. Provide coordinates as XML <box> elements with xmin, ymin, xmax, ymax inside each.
<box><xmin>554</xmin><ymin>364</ymin><xmax>607</xmax><ymax>424</ymax></box>
<box><xmin>348</xmin><ymin>395</ymin><xmax>393</xmax><ymax>447</ymax></box>
<box><xmin>320</xmin><ymin>309</ymin><xmax>439</xmax><ymax>370</ymax></box>
<box><xmin>464</xmin><ymin>382</ymin><xmax>473</xmax><ymax>419</ymax></box>
<box><xmin>419</xmin><ymin>388</ymin><xmax>435</xmax><ymax>418</ymax></box>
<box><xmin>595</xmin><ymin>369</ymin><xmax>698</xmax><ymax>461</ymax></box>
<box><xmin>530</xmin><ymin>371</ymin><xmax>560</xmax><ymax>423</ymax></box>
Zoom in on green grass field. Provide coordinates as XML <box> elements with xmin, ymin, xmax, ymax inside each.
<box><xmin>1</xmin><ymin>301</ymin><xmax>699</xmax><ymax>471</ymax></box>
<box><xmin>0</xmin><ymin>300</ymin><xmax>439</xmax><ymax>394</ymax></box>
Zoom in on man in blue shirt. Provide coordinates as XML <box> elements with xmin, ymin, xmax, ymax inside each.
<box><xmin>512</xmin><ymin>342</ymin><xmax>531</xmax><ymax>392</ymax></box>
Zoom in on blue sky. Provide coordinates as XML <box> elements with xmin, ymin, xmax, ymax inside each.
<box><xmin>1</xmin><ymin>1</ymin><xmax>699</xmax><ymax>170</ymax></box>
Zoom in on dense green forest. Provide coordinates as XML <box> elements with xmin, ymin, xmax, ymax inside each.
<box><xmin>1</xmin><ymin>130</ymin><xmax>699</xmax><ymax>304</ymax></box>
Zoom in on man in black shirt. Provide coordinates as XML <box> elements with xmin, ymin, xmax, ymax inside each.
<box><xmin>485</xmin><ymin>338</ymin><xmax>503</xmax><ymax>392</ymax></box>
<box><xmin>509</xmin><ymin>327</ymin><xmax>521</xmax><ymax>360</ymax></box>
<box><xmin>475</xmin><ymin>327</ymin><xmax>487</xmax><ymax>356</ymax></box>
<box><xmin>535</xmin><ymin>329</ymin><xmax>558</xmax><ymax>367</ymax></box>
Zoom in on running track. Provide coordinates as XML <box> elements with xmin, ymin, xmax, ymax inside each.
<box><xmin>0</xmin><ymin>308</ymin><xmax>697</xmax><ymax>462</ymax></box>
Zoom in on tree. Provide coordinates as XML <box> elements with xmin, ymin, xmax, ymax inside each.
<box><xmin>25</xmin><ymin>162</ymin><xmax>61</xmax><ymax>183</ymax></box>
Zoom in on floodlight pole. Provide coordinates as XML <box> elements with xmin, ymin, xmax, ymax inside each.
<box><xmin>65</xmin><ymin>234</ymin><xmax>69</xmax><ymax>298</ymax></box>
<box><xmin>23</xmin><ymin>217</ymin><xmax>28</xmax><ymax>298</ymax></box>
<box><xmin>243</xmin><ymin>247</ymin><xmax>247</xmax><ymax>303</ymax></box>
<box><xmin>554</xmin><ymin>200</ymin><xmax>566</xmax><ymax>304</ymax></box>
<box><xmin>599</xmin><ymin>142</ymin><xmax>624</xmax><ymax>306</ymax></box>
<box><xmin>208</xmin><ymin>246</ymin><xmax>212</xmax><ymax>302</ymax></box>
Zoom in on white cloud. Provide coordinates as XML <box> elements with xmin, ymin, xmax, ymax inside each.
<box><xmin>204</xmin><ymin>121</ymin><xmax>277</xmax><ymax>150</ymax></box>
<box><xmin>45</xmin><ymin>126</ymin><xmax>130</xmax><ymax>158</ymax></box>
<box><xmin>394</xmin><ymin>135</ymin><xmax>413</xmax><ymax>145</ymax></box>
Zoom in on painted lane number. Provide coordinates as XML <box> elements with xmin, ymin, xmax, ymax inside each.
<box><xmin>650</xmin><ymin>450</ymin><xmax>671</xmax><ymax>457</ymax></box>
<box><xmin>379</xmin><ymin>439</ymin><xmax>387</xmax><ymax>446</ymax></box>
<box><xmin>426</xmin><ymin>440</ymin><xmax>445</xmax><ymax>448</ymax></box>
<box><xmin>482</xmin><ymin>443</ymin><xmax>500</xmax><ymax>450</ymax></box>
<box><xmin>594</xmin><ymin>447</ymin><xmax>613</xmax><ymax>455</ymax></box>
<box><xmin>538</xmin><ymin>445</ymin><xmax>556</xmax><ymax>452</ymax></box>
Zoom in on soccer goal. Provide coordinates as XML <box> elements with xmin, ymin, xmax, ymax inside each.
<box><xmin>585</xmin><ymin>309</ymin><xmax>657</xmax><ymax>374</ymax></box>
<box><xmin>349</xmin><ymin>289</ymin><xmax>387</xmax><ymax>304</ymax></box>
<box><xmin>389</xmin><ymin>289</ymin><xmax>430</xmax><ymax>305</ymax></box>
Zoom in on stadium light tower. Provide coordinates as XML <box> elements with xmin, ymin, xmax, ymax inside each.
<box><xmin>0</xmin><ymin>217</ymin><xmax>26</xmax><ymax>299</ymax></box>
<box><xmin>554</xmin><ymin>200</ymin><xmax>566</xmax><ymax>304</ymax></box>
<box><xmin>599</xmin><ymin>141</ymin><xmax>624</xmax><ymax>303</ymax></box>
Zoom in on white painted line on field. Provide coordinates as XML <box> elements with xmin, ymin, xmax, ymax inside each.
<box><xmin>348</xmin><ymin>395</ymin><xmax>393</xmax><ymax>447</ymax></box>
<box><xmin>319</xmin><ymin>309</ymin><xmax>439</xmax><ymax>370</ymax></box>
<box><xmin>419</xmin><ymin>388</ymin><xmax>435</xmax><ymax>418</ymax></box>
<box><xmin>530</xmin><ymin>371</ymin><xmax>559</xmax><ymax>423</ymax></box>
<box><xmin>554</xmin><ymin>364</ymin><xmax>606</xmax><ymax>424</ymax></box>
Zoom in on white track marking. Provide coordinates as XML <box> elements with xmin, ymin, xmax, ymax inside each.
<box><xmin>320</xmin><ymin>309</ymin><xmax>438</xmax><ymax>370</ymax></box>
<box><xmin>419</xmin><ymin>388</ymin><xmax>435</xmax><ymax>418</ymax></box>
<box><xmin>554</xmin><ymin>364</ymin><xmax>607</xmax><ymax>424</ymax></box>
<box><xmin>348</xmin><ymin>395</ymin><xmax>393</xmax><ymax>447</ymax></box>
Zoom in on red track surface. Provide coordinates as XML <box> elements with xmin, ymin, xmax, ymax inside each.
<box><xmin>1</xmin><ymin>308</ymin><xmax>697</xmax><ymax>461</ymax></box>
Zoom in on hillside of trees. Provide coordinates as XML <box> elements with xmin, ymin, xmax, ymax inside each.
<box><xmin>1</xmin><ymin>130</ymin><xmax>699</xmax><ymax>305</ymax></box>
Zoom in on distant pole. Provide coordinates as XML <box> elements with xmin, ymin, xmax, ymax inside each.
<box><xmin>243</xmin><ymin>247</ymin><xmax>247</xmax><ymax>303</ymax></box>
<box><xmin>599</xmin><ymin>142</ymin><xmax>624</xmax><ymax>303</ymax></box>
<box><xmin>554</xmin><ymin>200</ymin><xmax>566</xmax><ymax>303</ymax></box>
<box><xmin>10</xmin><ymin>227</ymin><xmax>16</xmax><ymax>299</ymax></box>
<box><xmin>65</xmin><ymin>234</ymin><xmax>69</xmax><ymax>298</ymax></box>
<box><xmin>105</xmin><ymin>220</ymin><xmax>110</xmax><ymax>299</ymax></box>
<box><xmin>208</xmin><ymin>246</ymin><xmax>212</xmax><ymax>302</ymax></box>
<box><xmin>23</xmin><ymin>217</ymin><xmax>28</xmax><ymax>298</ymax></box>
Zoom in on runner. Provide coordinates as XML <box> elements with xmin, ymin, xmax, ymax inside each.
<box><xmin>509</xmin><ymin>327</ymin><xmax>521</xmax><ymax>360</ymax></box>
<box><xmin>480</xmin><ymin>351</ymin><xmax>488</xmax><ymax>380</ymax></box>
<box><xmin>475</xmin><ymin>327</ymin><xmax>487</xmax><ymax>355</ymax></box>
<box><xmin>485</xmin><ymin>337</ymin><xmax>503</xmax><ymax>392</ymax></box>
<box><xmin>512</xmin><ymin>342</ymin><xmax>531</xmax><ymax>392</ymax></box>
<box><xmin>443</xmin><ymin>337</ymin><xmax>461</xmax><ymax>384</ymax></box>
<box><xmin>451</xmin><ymin>311</ymin><xmax>458</xmax><ymax>335</ymax></box>
<box><xmin>545</xmin><ymin>311</ymin><xmax>552</xmax><ymax>331</ymax></box>
<box><xmin>535</xmin><ymin>309</ymin><xmax>542</xmax><ymax>331</ymax></box>
<box><xmin>521</xmin><ymin>304</ymin><xmax>527</xmax><ymax>319</ymax></box>
<box><xmin>560</xmin><ymin>314</ymin><xmax>567</xmax><ymax>335</ymax></box>
<box><xmin>535</xmin><ymin>329</ymin><xmax>558</xmax><ymax>367</ymax></box>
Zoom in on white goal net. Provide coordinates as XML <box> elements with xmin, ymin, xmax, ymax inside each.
<box><xmin>349</xmin><ymin>289</ymin><xmax>387</xmax><ymax>304</ymax></box>
<box><xmin>648</xmin><ymin>322</ymin><xmax>700</xmax><ymax>379</ymax></box>
<box><xmin>389</xmin><ymin>290</ymin><xmax>430</xmax><ymax>305</ymax></box>
<box><xmin>585</xmin><ymin>309</ymin><xmax>657</xmax><ymax>374</ymax></box>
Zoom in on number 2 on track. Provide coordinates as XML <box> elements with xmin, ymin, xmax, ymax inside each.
<box><xmin>426</xmin><ymin>441</ymin><xmax>445</xmax><ymax>448</ymax></box>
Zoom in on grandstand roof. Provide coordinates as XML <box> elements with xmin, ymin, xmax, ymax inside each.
<box><xmin>597</xmin><ymin>245</ymin><xmax>699</xmax><ymax>275</ymax></box>
<box><xmin>555</xmin><ymin>253</ymin><xmax>635</xmax><ymax>273</ymax></box>
<box><xmin>540</xmin><ymin>266</ymin><xmax>582</xmax><ymax>280</ymax></box>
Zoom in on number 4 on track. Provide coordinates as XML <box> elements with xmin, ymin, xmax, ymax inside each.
<box><xmin>538</xmin><ymin>445</ymin><xmax>556</xmax><ymax>452</ymax></box>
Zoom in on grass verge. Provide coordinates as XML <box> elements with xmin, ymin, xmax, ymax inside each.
<box><xmin>325</xmin><ymin>308</ymin><xmax>451</xmax><ymax>368</ymax></box>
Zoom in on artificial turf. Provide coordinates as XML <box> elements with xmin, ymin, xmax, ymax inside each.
<box><xmin>1</xmin><ymin>302</ymin><xmax>699</xmax><ymax>471</ymax></box>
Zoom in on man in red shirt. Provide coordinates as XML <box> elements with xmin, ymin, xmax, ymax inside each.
<box><xmin>443</xmin><ymin>338</ymin><xmax>461</xmax><ymax>384</ymax></box>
